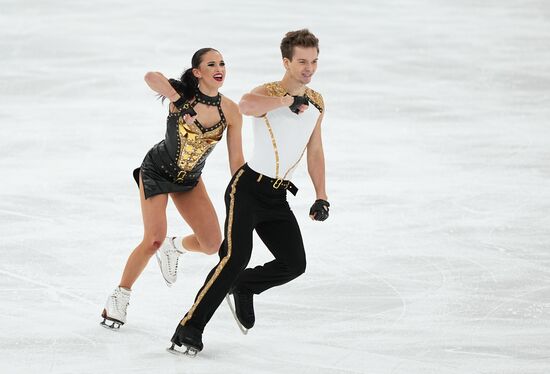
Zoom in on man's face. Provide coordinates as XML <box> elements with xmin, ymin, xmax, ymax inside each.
<box><xmin>283</xmin><ymin>46</ymin><xmax>318</xmax><ymax>84</ymax></box>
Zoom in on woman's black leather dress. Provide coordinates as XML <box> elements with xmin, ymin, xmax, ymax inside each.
<box><xmin>133</xmin><ymin>92</ymin><xmax>227</xmax><ymax>199</ymax></box>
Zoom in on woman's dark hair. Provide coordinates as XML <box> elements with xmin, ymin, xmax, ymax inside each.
<box><xmin>161</xmin><ymin>47</ymin><xmax>219</xmax><ymax>103</ymax></box>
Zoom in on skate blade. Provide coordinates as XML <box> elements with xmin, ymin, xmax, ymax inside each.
<box><xmin>155</xmin><ymin>252</ymin><xmax>174</xmax><ymax>288</ymax></box>
<box><xmin>100</xmin><ymin>319</ymin><xmax>122</xmax><ymax>330</ymax></box>
<box><xmin>225</xmin><ymin>294</ymin><xmax>248</xmax><ymax>335</ymax></box>
<box><xmin>166</xmin><ymin>343</ymin><xmax>199</xmax><ymax>357</ymax></box>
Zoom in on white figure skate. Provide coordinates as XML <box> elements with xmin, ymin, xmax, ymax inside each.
<box><xmin>156</xmin><ymin>237</ymin><xmax>185</xmax><ymax>287</ymax></box>
<box><xmin>100</xmin><ymin>287</ymin><xmax>131</xmax><ymax>330</ymax></box>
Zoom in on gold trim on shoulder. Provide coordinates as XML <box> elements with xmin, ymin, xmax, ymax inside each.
<box><xmin>264</xmin><ymin>81</ymin><xmax>324</xmax><ymax>113</ymax></box>
<box><xmin>305</xmin><ymin>87</ymin><xmax>324</xmax><ymax>113</ymax></box>
<box><xmin>264</xmin><ymin>81</ymin><xmax>287</xmax><ymax>98</ymax></box>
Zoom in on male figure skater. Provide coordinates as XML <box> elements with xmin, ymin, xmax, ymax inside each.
<box><xmin>169</xmin><ymin>29</ymin><xmax>329</xmax><ymax>356</ymax></box>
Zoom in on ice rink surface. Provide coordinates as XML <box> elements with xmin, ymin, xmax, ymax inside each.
<box><xmin>1</xmin><ymin>0</ymin><xmax>550</xmax><ymax>373</ymax></box>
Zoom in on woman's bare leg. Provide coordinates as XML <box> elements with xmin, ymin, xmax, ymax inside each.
<box><xmin>170</xmin><ymin>178</ymin><xmax>222</xmax><ymax>255</ymax></box>
<box><xmin>119</xmin><ymin>174</ymin><xmax>168</xmax><ymax>289</ymax></box>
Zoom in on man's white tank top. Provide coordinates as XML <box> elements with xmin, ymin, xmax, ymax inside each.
<box><xmin>248</xmin><ymin>82</ymin><xmax>324</xmax><ymax>181</ymax></box>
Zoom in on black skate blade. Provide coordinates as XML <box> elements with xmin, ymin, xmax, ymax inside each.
<box><xmin>166</xmin><ymin>343</ymin><xmax>199</xmax><ymax>357</ymax></box>
<box><xmin>100</xmin><ymin>318</ymin><xmax>122</xmax><ymax>330</ymax></box>
<box><xmin>225</xmin><ymin>294</ymin><xmax>248</xmax><ymax>335</ymax></box>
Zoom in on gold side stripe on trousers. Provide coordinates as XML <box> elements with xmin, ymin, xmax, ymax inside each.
<box><xmin>179</xmin><ymin>168</ymin><xmax>245</xmax><ymax>326</ymax></box>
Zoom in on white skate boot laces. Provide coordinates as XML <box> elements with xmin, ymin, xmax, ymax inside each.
<box><xmin>112</xmin><ymin>288</ymin><xmax>130</xmax><ymax>317</ymax></box>
<box><xmin>101</xmin><ymin>287</ymin><xmax>131</xmax><ymax>329</ymax></box>
<box><xmin>156</xmin><ymin>237</ymin><xmax>184</xmax><ymax>286</ymax></box>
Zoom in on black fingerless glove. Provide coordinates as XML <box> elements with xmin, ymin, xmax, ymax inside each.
<box><xmin>309</xmin><ymin>199</ymin><xmax>330</xmax><ymax>221</ymax></box>
<box><xmin>288</xmin><ymin>95</ymin><xmax>309</xmax><ymax>114</ymax></box>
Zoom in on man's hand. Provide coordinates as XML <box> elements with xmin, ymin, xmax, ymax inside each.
<box><xmin>182</xmin><ymin>112</ymin><xmax>198</xmax><ymax>126</ymax></box>
<box><xmin>309</xmin><ymin>199</ymin><xmax>330</xmax><ymax>221</ymax></box>
<box><xmin>288</xmin><ymin>95</ymin><xmax>309</xmax><ymax>114</ymax></box>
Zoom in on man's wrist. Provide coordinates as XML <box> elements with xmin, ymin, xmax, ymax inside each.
<box><xmin>280</xmin><ymin>95</ymin><xmax>293</xmax><ymax>107</ymax></box>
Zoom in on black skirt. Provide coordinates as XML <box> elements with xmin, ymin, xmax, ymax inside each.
<box><xmin>133</xmin><ymin>140</ymin><xmax>201</xmax><ymax>199</ymax></box>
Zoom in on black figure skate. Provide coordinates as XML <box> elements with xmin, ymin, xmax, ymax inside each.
<box><xmin>225</xmin><ymin>288</ymin><xmax>255</xmax><ymax>335</ymax></box>
<box><xmin>167</xmin><ymin>324</ymin><xmax>203</xmax><ymax>357</ymax></box>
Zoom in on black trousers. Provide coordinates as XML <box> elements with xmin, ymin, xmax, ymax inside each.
<box><xmin>180</xmin><ymin>164</ymin><xmax>306</xmax><ymax>331</ymax></box>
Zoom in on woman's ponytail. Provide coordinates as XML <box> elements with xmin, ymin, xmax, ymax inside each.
<box><xmin>177</xmin><ymin>68</ymin><xmax>199</xmax><ymax>101</ymax></box>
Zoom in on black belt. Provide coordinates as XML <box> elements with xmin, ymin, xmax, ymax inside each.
<box><xmin>249</xmin><ymin>168</ymin><xmax>298</xmax><ymax>196</ymax></box>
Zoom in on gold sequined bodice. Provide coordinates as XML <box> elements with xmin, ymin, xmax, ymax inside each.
<box><xmin>176</xmin><ymin>116</ymin><xmax>225</xmax><ymax>173</ymax></box>
<box><xmin>162</xmin><ymin>92</ymin><xmax>228</xmax><ymax>182</ymax></box>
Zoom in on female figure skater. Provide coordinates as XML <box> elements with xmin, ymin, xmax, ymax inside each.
<box><xmin>101</xmin><ymin>48</ymin><xmax>244</xmax><ymax>329</ymax></box>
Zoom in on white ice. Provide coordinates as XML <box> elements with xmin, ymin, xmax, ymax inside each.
<box><xmin>1</xmin><ymin>0</ymin><xmax>550</xmax><ymax>373</ymax></box>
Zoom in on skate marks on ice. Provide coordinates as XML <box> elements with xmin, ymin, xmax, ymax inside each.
<box><xmin>261</xmin><ymin>251</ymin><xmax>544</xmax><ymax>372</ymax></box>
<box><xmin>3</xmin><ymin>0</ymin><xmax>550</xmax><ymax>372</ymax></box>
<box><xmin>0</xmin><ymin>268</ymin><xmax>97</xmax><ymax>308</ymax></box>
<box><xmin>1</xmin><ymin>267</ymin><xmax>118</xmax><ymax>331</ymax></box>
<box><xmin>0</xmin><ymin>207</ymin><xmax>54</xmax><ymax>223</ymax></box>
<box><xmin>0</xmin><ymin>266</ymin><xmax>168</xmax><ymax>341</ymax></box>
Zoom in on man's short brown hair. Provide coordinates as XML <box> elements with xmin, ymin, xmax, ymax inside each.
<box><xmin>280</xmin><ymin>29</ymin><xmax>319</xmax><ymax>60</ymax></box>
